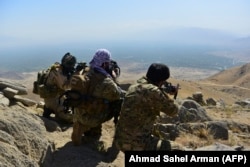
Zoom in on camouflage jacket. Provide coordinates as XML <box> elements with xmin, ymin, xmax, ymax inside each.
<box><xmin>41</xmin><ymin>63</ymin><xmax>71</xmax><ymax>98</ymax></box>
<box><xmin>70</xmin><ymin>68</ymin><xmax>123</xmax><ymax>125</ymax></box>
<box><xmin>46</xmin><ymin>64</ymin><xmax>71</xmax><ymax>90</ymax></box>
<box><xmin>115</xmin><ymin>76</ymin><xmax>178</xmax><ymax>148</ymax></box>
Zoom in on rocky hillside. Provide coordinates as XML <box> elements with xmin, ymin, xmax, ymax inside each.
<box><xmin>167</xmin><ymin>63</ymin><xmax>250</xmax><ymax>105</ymax></box>
<box><xmin>205</xmin><ymin>62</ymin><xmax>250</xmax><ymax>87</ymax></box>
<box><xmin>200</xmin><ymin>62</ymin><xmax>250</xmax><ymax>99</ymax></box>
<box><xmin>0</xmin><ymin>62</ymin><xmax>250</xmax><ymax>167</ymax></box>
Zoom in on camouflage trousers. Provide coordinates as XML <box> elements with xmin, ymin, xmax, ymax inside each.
<box><xmin>71</xmin><ymin>100</ymin><xmax>123</xmax><ymax>146</ymax></box>
<box><xmin>44</xmin><ymin>97</ymin><xmax>73</xmax><ymax>123</ymax></box>
<box><xmin>71</xmin><ymin>108</ymin><xmax>111</xmax><ymax>146</ymax></box>
<box><xmin>71</xmin><ymin>121</ymin><xmax>102</xmax><ymax>146</ymax></box>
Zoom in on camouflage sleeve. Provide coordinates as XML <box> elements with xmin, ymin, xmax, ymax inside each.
<box><xmin>122</xmin><ymin>82</ymin><xmax>178</xmax><ymax>118</ymax></box>
<box><xmin>48</xmin><ymin>69</ymin><xmax>70</xmax><ymax>90</ymax></box>
<box><xmin>149</xmin><ymin>86</ymin><xmax>179</xmax><ymax>117</ymax></box>
<box><xmin>93</xmin><ymin>77</ymin><xmax>122</xmax><ymax>101</ymax></box>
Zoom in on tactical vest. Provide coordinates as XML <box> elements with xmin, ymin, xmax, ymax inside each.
<box><xmin>68</xmin><ymin>70</ymin><xmax>108</xmax><ymax>117</ymax></box>
<box><xmin>63</xmin><ymin>68</ymin><xmax>122</xmax><ymax>124</ymax></box>
<box><xmin>33</xmin><ymin>62</ymin><xmax>62</xmax><ymax>98</ymax></box>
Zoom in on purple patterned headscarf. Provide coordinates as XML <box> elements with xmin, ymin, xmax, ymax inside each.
<box><xmin>89</xmin><ymin>49</ymin><xmax>111</xmax><ymax>67</ymax></box>
<box><xmin>89</xmin><ymin>49</ymin><xmax>112</xmax><ymax>77</ymax></box>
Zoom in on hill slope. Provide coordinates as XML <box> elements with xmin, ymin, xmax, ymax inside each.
<box><xmin>198</xmin><ymin>62</ymin><xmax>250</xmax><ymax>100</ymax></box>
<box><xmin>118</xmin><ymin>62</ymin><xmax>250</xmax><ymax>105</ymax></box>
<box><xmin>205</xmin><ymin>62</ymin><xmax>250</xmax><ymax>87</ymax></box>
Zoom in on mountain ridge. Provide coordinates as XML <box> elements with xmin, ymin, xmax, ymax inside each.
<box><xmin>205</xmin><ymin>62</ymin><xmax>250</xmax><ymax>87</ymax></box>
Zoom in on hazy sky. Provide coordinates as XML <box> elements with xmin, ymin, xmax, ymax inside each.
<box><xmin>1</xmin><ymin>0</ymin><xmax>250</xmax><ymax>48</ymax></box>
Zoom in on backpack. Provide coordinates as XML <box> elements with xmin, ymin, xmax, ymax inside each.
<box><xmin>33</xmin><ymin>62</ymin><xmax>60</xmax><ymax>98</ymax></box>
<box><xmin>58</xmin><ymin>71</ymin><xmax>90</xmax><ymax>108</ymax></box>
<box><xmin>60</xmin><ymin>70</ymin><xmax>123</xmax><ymax>124</ymax></box>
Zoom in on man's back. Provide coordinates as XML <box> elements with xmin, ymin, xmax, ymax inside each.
<box><xmin>115</xmin><ymin>76</ymin><xmax>178</xmax><ymax>151</ymax></box>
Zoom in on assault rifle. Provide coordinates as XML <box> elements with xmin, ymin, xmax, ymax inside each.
<box><xmin>75</xmin><ymin>61</ymin><xmax>87</xmax><ymax>72</ymax></box>
<box><xmin>161</xmin><ymin>82</ymin><xmax>180</xmax><ymax>99</ymax></box>
<box><xmin>63</xmin><ymin>62</ymin><xmax>85</xmax><ymax>80</ymax></box>
<box><xmin>58</xmin><ymin>89</ymin><xmax>122</xmax><ymax>125</ymax></box>
<box><xmin>75</xmin><ymin>60</ymin><xmax>120</xmax><ymax>78</ymax></box>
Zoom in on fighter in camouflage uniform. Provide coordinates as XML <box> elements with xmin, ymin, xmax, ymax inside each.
<box><xmin>114</xmin><ymin>63</ymin><xmax>183</xmax><ymax>151</ymax></box>
<box><xmin>43</xmin><ymin>53</ymin><xmax>76</xmax><ymax>123</ymax></box>
<box><xmin>70</xmin><ymin>49</ymin><xmax>124</xmax><ymax>146</ymax></box>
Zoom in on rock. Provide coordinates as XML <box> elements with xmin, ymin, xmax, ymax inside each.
<box><xmin>216</xmin><ymin>99</ymin><xmax>226</xmax><ymax>108</ymax></box>
<box><xmin>225</xmin><ymin>120</ymin><xmax>250</xmax><ymax>133</ymax></box>
<box><xmin>235</xmin><ymin>101</ymin><xmax>248</xmax><ymax>107</ymax></box>
<box><xmin>192</xmin><ymin>92</ymin><xmax>206</xmax><ymax>106</ymax></box>
<box><xmin>0</xmin><ymin>93</ymin><xmax>10</xmax><ymax>106</ymax></box>
<box><xmin>195</xmin><ymin>143</ymin><xmax>236</xmax><ymax>150</ymax></box>
<box><xmin>37</xmin><ymin>101</ymin><xmax>45</xmax><ymax>109</ymax></box>
<box><xmin>158</xmin><ymin>99</ymin><xmax>213</xmax><ymax>124</ymax></box>
<box><xmin>235</xmin><ymin>99</ymin><xmax>250</xmax><ymax>108</ymax></box>
<box><xmin>2</xmin><ymin>87</ymin><xmax>18</xmax><ymax>99</ymax></box>
<box><xmin>178</xmin><ymin>100</ymin><xmax>212</xmax><ymax>123</ymax></box>
<box><xmin>40</xmin><ymin>117</ymin><xmax>62</xmax><ymax>132</ymax></box>
<box><xmin>206</xmin><ymin>121</ymin><xmax>228</xmax><ymax>140</ymax></box>
<box><xmin>206</xmin><ymin>98</ymin><xmax>217</xmax><ymax>106</ymax></box>
<box><xmin>0</xmin><ymin>80</ymin><xmax>28</xmax><ymax>95</ymax></box>
<box><xmin>14</xmin><ymin>95</ymin><xmax>37</xmax><ymax>106</ymax></box>
<box><xmin>0</xmin><ymin>142</ymin><xmax>39</xmax><ymax>167</ymax></box>
<box><xmin>0</xmin><ymin>105</ymin><xmax>54</xmax><ymax>166</ymax></box>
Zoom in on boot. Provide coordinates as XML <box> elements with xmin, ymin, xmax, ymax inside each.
<box><xmin>43</xmin><ymin>106</ymin><xmax>53</xmax><ymax>118</ymax></box>
<box><xmin>84</xmin><ymin>125</ymin><xmax>102</xmax><ymax>141</ymax></box>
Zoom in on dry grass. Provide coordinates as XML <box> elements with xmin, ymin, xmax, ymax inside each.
<box><xmin>175</xmin><ymin>131</ymin><xmax>214</xmax><ymax>149</ymax></box>
<box><xmin>175</xmin><ymin>128</ymin><xmax>243</xmax><ymax>149</ymax></box>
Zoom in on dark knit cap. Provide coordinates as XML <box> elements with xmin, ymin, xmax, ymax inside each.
<box><xmin>61</xmin><ymin>52</ymin><xmax>76</xmax><ymax>68</ymax></box>
<box><xmin>146</xmin><ymin>63</ymin><xmax>170</xmax><ymax>83</ymax></box>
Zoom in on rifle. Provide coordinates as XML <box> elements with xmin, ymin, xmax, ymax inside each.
<box><xmin>75</xmin><ymin>61</ymin><xmax>87</xmax><ymax>72</ymax></box>
<box><xmin>161</xmin><ymin>82</ymin><xmax>180</xmax><ymax>99</ymax></box>
<box><xmin>59</xmin><ymin>89</ymin><xmax>123</xmax><ymax>125</ymax></box>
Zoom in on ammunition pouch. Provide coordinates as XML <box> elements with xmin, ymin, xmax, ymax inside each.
<box><xmin>38</xmin><ymin>84</ymin><xmax>59</xmax><ymax>98</ymax></box>
<box><xmin>59</xmin><ymin>90</ymin><xmax>83</xmax><ymax>108</ymax></box>
<box><xmin>61</xmin><ymin>89</ymin><xmax>123</xmax><ymax>124</ymax></box>
<box><xmin>106</xmin><ymin>99</ymin><xmax>123</xmax><ymax>124</ymax></box>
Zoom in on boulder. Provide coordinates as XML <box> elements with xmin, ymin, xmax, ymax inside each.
<box><xmin>0</xmin><ymin>80</ymin><xmax>28</xmax><ymax>95</ymax></box>
<box><xmin>0</xmin><ymin>105</ymin><xmax>54</xmax><ymax>166</ymax></box>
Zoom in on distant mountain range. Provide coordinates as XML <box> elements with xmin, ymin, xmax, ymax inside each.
<box><xmin>0</xmin><ymin>27</ymin><xmax>249</xmax><ymax>72</ymax></box>
<box><xmin>117</xmin><ymin>27</ymin><xmax>249</xmax><ymax>46</ymax></box>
